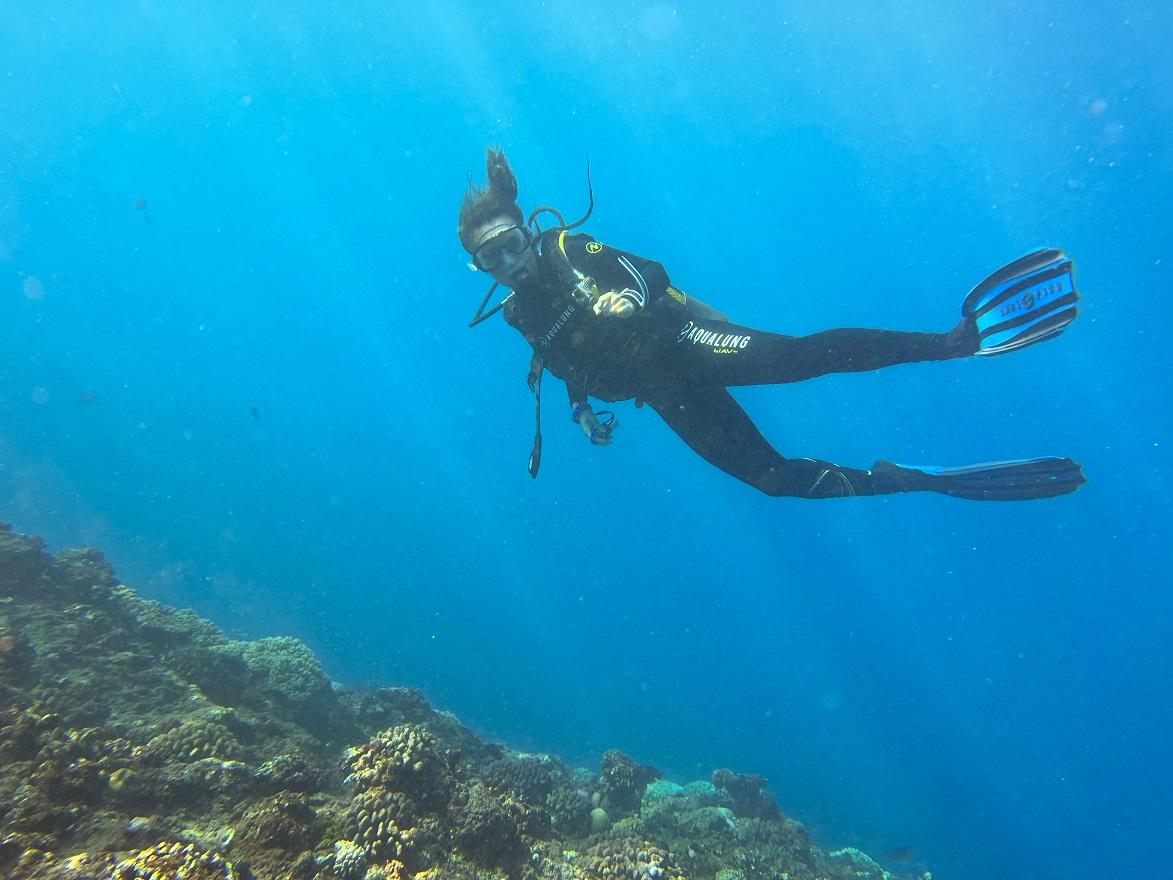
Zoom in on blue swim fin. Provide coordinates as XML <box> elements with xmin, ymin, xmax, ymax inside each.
<box><xmin>963</xmin><ymin>249</ymin><xmax>1079</xmax><ymax>356</ymax></box>
<box><xmin>873</xmin><ymin>458</ymin><xmax>1087</xmax><ymax>501</ymax></box>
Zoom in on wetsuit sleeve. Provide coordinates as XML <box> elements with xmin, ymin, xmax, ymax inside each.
<box><xmin>565</xmin><ymin>377</ymin><xmax>587</xmax><ymax>406</ymax></box>
<box><xmin>565</xmin><ymin>233</ymin><xmax>670</xmax><ymax>312</ymax></box>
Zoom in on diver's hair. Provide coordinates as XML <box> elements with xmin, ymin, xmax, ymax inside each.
<box><xmin>458</xmin><ymin>147</ymin><xmax>525</xmax><ymax>253</ymax></box>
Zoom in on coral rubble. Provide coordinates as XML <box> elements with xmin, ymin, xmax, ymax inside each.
<box><xmin>0</xmin><ymin>523</ymin><xmax>927</xmax><ymax>880</ymax></box>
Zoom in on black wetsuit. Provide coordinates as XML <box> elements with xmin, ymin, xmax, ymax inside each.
<box><xmin>502</xmin><ymin>230</ymin><xmax>972</xmax><ymax>498</ymax></box>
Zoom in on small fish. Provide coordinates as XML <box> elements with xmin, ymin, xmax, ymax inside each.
<box><xmin>133</xmin><ymin>197</ymin><xmax>153</xmax><ymax>224</ymax></box>
<box><xmin>250</xmin><ymin>406</ymin><xmax>261</xmax><ymax>421</ymax></box>
<box><xmin>79</xmin><ymin>391</ymin><xmax>98</xmax><ymax>404</ymax></box>
<box><xmin>888</xmin><ymin>847</ymin><xmax>915</xmax><ymax>862</ymax></box>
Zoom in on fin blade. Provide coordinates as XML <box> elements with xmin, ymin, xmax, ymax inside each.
<box><xmin>898</xmin><ymin>457</ymin><xmax>1088</xmax><ymax>501</ymax></box>
<box><xmin>977</xmin><ymin>299</ymin><xmax>1079</xmax><ymax>355</ymax></box>
<box><xmin>967</xmin><ymin>248</ymin><xmax>1067</xmax><ymax>299</ymax></box>
<box><xmin>964</xmin><ymin>250</ymin><xmax>1080</xmax><ymax>355</ymax></box>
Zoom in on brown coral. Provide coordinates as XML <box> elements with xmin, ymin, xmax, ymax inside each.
<box><xmin>449</xmin><ymin>781</ymin><xmax>528</xmax><ymax>869</ymax></box>
<box><xmin>483</xmin><ymin>754</ymin><xmax>561</xmax><ymax>803</ymax></box>
<box><xmin>0</xmin><ymin>624</ymin><xmax>35</xmax><ymax>682</ymax></box>
<box><xmin>736</xmin><ymin>816</ymin><xmax>819</xmax><ymax>879</ymax></box>
<box><xmin>546</xmin><ymin>784</ymin><xmax>592</xmax><ymax>838</ymax></box>
<box><xmin>361</xmin><ymin>859</ymin><xmax>409</xmax><ymax>880</ymax></box>
<box><xmin>257</xmin><ymin>753</ymin><xmax>320</xmax><ymax>793</ymax></box>
<box><xmin>0</xmin><ymin>525</ymin><xmax>51</xmax><ymax>593</ymax></box>
<box><xmin>712</xmin><ymin>767</ymin><xmax>781</xmax><ymax>820</ymax></box>
<box><xmin>239</xmin><ymin>791</ymin><xmax>318</xmax><ymax>852</ymax></box>
<box><xmin>600</xmin><ymin>749</ymin><xmax>660</xmax><ymax>814</ymax></box>
<box><xmin>0</xmin><ymin>704</ymin><xmax>60</xmax><ymax>764</ymax></box>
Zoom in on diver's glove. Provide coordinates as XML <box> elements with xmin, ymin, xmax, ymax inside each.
<box><xmin>593</xmin><ymin>289</ymin><xmax>640</xmax><ymax>318</ymax></box>
<box><xmin>571</xmin><ymin>402</ymin><xmax>617</xmax><ymax>446</ymax></box>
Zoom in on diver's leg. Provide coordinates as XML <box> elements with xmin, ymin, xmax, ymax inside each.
<box><xmin>670</xmin><ymin>318</ymin><xmax>976</xmax><ymax>386</ymax></box>
<box><xmin>645</xmin><ymin>381</ymin><xmax>1084</xmax><ymax>500</ymax></box>
<box><xmin>644</xmin><ymin>382</ymin><xmax>878</xmax><ymax>498</ymax></box>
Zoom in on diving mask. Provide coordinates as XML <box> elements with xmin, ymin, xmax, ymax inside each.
<box><xmin>472</xmin><ymin>225</ymin><xmax>533</xmax><ymax>272</ymax></box>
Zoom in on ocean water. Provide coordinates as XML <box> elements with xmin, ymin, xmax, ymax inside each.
<box><xmin>2</xmin><ymin>3</ymin><xmax>1171</xmax><ymax>878</ymax></box>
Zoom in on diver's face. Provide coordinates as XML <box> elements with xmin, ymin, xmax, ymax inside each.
<box><xmin>471</xmin><ymin>217</ymin><xmax>537</xmax><ymax>287</ymax></box>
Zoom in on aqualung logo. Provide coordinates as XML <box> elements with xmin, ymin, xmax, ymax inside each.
<box><xmin>677</xmin><ymin>320</ymin><xmax>751</xmax><ymax>350</ymax></box>
<box><xmin>1002</xmin><ymin>280</ymin><xmax>1062</xmax><ymax>318</ymax></box>
<box><xmin>539</xmin><ymin>303</ymin><xmax>577</xmax><ymax>348</ymax></box>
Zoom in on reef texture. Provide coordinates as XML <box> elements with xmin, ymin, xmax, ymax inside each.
<box><xmin>0</xmin><ymin>524</ymin><xmax>928</xmax><ymax>880</ymax></box>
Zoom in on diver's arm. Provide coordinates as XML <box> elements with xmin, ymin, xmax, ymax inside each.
<box><xmin>568</xmin><ymin>235</ymin><xmax>671</xmax><ymax>314</ymax></box>
<box><xmin>563</xmin><ymin>376</ymin><xmax>611</xmax><ymax>446</ymax></box>
<box><xmin>602</xmin><ymin>246</ymin><xmax>670</xmax><ymax>312</ymax></box>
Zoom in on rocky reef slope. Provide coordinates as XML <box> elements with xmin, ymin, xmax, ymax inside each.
<box><xmin>0</xmin><ymin>524</ymin><xmax>923</xmax><ymax>880</ymax></box>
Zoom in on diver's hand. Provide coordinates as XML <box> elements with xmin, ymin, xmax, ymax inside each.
<box><xmin>579</xmin><ymin>410</ymin><xmax>613</xmax><ymax>446</ymax></box>
<box><xmin>593</xmin><ymin>291</ymin><xmax>637</xmax><ymax>318</ymax></box>
<box><xmin>571</xmin><ymin>403</ymin><xmax>614</xmax><ymax>446</ymax></box>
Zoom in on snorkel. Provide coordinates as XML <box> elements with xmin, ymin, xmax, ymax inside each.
<box><xmin>468</xmin><ymin>164</ymin><xmax>595</xmax><ymax>328</ymax></box>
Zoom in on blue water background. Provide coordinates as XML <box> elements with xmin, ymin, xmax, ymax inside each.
<box><xmin>2</xmin><ymin>3</ymin><xmax>1171</xmax><ymax>878</ymax></box>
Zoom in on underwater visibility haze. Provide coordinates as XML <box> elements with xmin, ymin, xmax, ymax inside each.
<box><xmin>2</xmin><ymin>3</ymin><xmax>1172</xmax><ymax>879</ymax></box>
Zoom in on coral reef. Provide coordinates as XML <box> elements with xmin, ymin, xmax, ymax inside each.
<box><xmin>711</xmin><ymin>769</ymin><xmax>781</xmax><ymax>821</ymax></box>
<box><xmin>331</xmin><ymin>838</ymin><xmax>368</xmax><ymax>879</ymax></box>
<box><xmin>585</xmin><ymin>833</ymin><xmax>686</xmax><ymax>880</ymax></box>
<box><xmin>112</xmin><ymin>842</ymin><xmax>238</xmax><ymax>880</ymax></box>
<box><xmin>483</xmin><ymin>754</ymin><xmax>561</xmax><ymax>804</ymax></box>
<box><xmin>0</xmin><ymin>522</ymin><xmax>928</xmax><ymax>880</ymax></box>
<box><xmin>342</xmin><ymin>723</ymin><xmax>451</xmax><ymax>807</ymax></box>
<box><xmin>449</xmin><ymin>781</ymin><xmax>528</xmax><ymax>868</ymax></box>
<box><xmin>344</xmin><ymin>785</ymin><xmax>420</xmax><ymax>863</ymax></box>
<box><xmin>600</xmin><ymin>749</ymin><xmax>660</xmax><ymax>815</ymax></box>
<box><xmin>146</xmin><ymin>718</ymin><xmax>245</xmax><ymax>763</ymax></box>
<box><xmin>546</xmin><ymin>782</ymin><xmax>593</xmax><ymax>838</ymax></box>
<box><xmin>239</xmin><ymin>636</ymin><xmax>331</xmax><ymax>705</ymax></box>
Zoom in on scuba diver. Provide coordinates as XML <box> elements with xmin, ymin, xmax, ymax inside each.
<box><xmin>458</xmin><ymin>148</ymin><xmax>1086</xmax><ymax>501</ymax></box>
